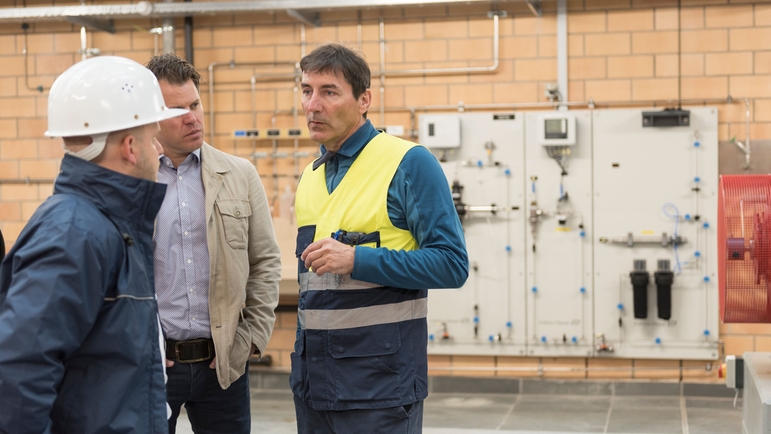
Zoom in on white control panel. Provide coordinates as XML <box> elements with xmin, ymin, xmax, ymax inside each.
<box><xmin>422</xmin><ymin>109</ymin><xmax>719</xmax><ymax>360</ymax></box>
<box><xmin>419</xmin><ymin>114</ymin><xmax>461</xmax><ymax>148</ymax></box>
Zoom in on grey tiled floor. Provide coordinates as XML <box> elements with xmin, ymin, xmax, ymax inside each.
<box><xmin>175</xmin><ymin>388</ymin><xmax>742</xmax><ymax>433</ymax></box>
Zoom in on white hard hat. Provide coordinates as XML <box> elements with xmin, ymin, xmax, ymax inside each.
<box><xmin>46</xmin><ymin>56</ymin><xmax>188</xmax><ymax>161</ymax></box>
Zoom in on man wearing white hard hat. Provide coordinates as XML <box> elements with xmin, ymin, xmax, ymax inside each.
<box><xmin>0</xmin><ymin>56</ymin><xmax>187</xmax><ymax>434</ymax></box>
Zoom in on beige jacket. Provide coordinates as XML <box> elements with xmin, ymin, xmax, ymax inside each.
<box><xmin>200</xmin><ymin>143</ymin><xmax>281</xmax><ymax>389</ymax></box>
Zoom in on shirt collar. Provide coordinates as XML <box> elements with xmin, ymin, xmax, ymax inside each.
<box><xmin>159</xmin><ymin>147</ymin><xmax>201</xmax><ymax>167</ymax></box>
<box><xmin>319</xmin><ymin>120</ymin><xmax>379</xmax><ymax>158</ymax></box>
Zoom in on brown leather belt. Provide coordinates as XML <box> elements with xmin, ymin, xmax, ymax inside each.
<box><xmin>165</xmin><ymin>338</ymin><xmax>214</xmax><ymax>363</ymax></box>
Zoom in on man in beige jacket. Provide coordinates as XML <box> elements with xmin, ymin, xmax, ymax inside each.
<box><xmin>146</xmin><ymin>53</ymin><xmax>281</xmax><ymax>434</ymax></box>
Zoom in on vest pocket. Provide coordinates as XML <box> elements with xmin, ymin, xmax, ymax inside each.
<box><xmin>216</xmin><ymin>199</ymin><xmax>251</xmax><ymax>249</ymax></box>
<box><xmin>328</xmin><ymin>324</ymin><xmax>401</xmax><ymax>401</ymax></box>
<box><xmin>289</xmin><ymin>332</ymin><xmax>308</xmax><ymax>400</ymax></box>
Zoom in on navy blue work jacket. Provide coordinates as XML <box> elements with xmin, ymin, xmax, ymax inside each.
<box><xmin>0</xmin><ymin>155</ymin><xmax>168</xmax><ymax>434</ymax></box>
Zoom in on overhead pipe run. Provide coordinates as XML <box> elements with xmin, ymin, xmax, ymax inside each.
<box><xmin>0</xmin><ymin>0</ymin><xmax>510</xmax><ymax>22</ymax></box>
<box><xmin>375</xmin><ymin>11</ymin><xmax>501</xmax><ymax>78</ymax></box>
<box><xmin>207</xmin><ymin>14</ymin><xmax>501</xmax><ymax>142</ymax></box>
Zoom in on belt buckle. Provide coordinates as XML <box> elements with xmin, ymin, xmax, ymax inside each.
<box><xmin>175</xmin><ymin>338</ymin><xmax>212</xmax><ymax>363</ymax></box>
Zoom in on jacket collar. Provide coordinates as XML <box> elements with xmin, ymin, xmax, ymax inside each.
<box><xmin>199</xmin><ymin>142</ymin><xmax>231</xmax><ymax>223</ymax></box>
<box><xmin>200</xmin><ymin>142</ymin><xmax>231</xmax><ymax>174</ymax></box>
<box><xmin>54</xmin><ymin>154</ymin><xmax>167</xmax><ymax>226</ymax></box>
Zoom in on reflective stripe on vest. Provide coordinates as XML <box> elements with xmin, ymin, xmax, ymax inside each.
<box><xmin>299</xmin><ymin>297</ymin><xmax>428</xmax><ymax>330</ymax></box>
<box><xmin>299</xmin><ymin>272</ymin><xmax>382</xmax><ymax>293</ymax></box>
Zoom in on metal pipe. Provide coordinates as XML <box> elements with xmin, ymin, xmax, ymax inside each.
<box><xmin>184</xmin><ymin>0</ymin><xmax>193</xmax><ymax>63</ymax></box>
<box><xmin>21</xmin><ymin>24</ymin><xmax>45</xmax><ymax>93</ymax></box>
<box><xmin>208</xmin><ymin>62</ymin><xmax>218</xmax><ymax>145</ymax></box>
<box><xmin>207</xmin><ymin>60</ymin><xmax>297</xmax><ymax>145</ymax></box>
<box><xmin>731</xmin><ymin>98</ymin><xmax>752</xmax><ymax>169</ymax></box>
<box><xmin>271</xmin><ymin>114</ymin><xmax>279</xmax><ymax>209</ymax></box>
<box><xmin>0</xmin><ymin>178</ymin><xmax>56</xmax><ymax>184</ymax></box>
<box><xmin>162</xmin><ymin>0</ymin><xmax>175</xmax><ymax>54</ymax></box>
<box><xmin>250</xmin><ymin>67</ymin><xmax>302</xmax><ymax>130</ymax></box>
<box><xmin>556</xmin><ymin>0</ymin><xmax>567</xmax><ymax>110</ymax></box>
<box><xmin>296</xmin><ymin>24</ymin><xmax>307</xmax><ymax>184</ymax></box>
<box><xmin>745</xmin><ymin>97</ymin><xmax>751</xmax><ymax>168</ymax></box>
<box><xmin>214</xmin><ymin>15</ymin><xmax>500</xmax><ymax>140</ymax></box>
<box><xmin>0</xmin><ymin>0</ymin><xmax>510</xmax><ymax>22</ymax></box>
<box><xmin>300</xmin><ymin>23</ymin><xmax>307</xmax><ymax>58</ymax></box>
<box><xmin>294</xmin><ymin>74</ymin><xmax>301</xmax><ymax>183</ymax></box>
<box><xmin>80</xmin><ymin>26</ymin><xmax>87</xmax><ymax>61</ymax></box>
<box><xmin>395</xmin><ymin>97</ymin><xmax>751</xmax><ymax>169</ymax></box>
<box><xmin>379</xmin><ymin>16</ymin><xmax>386</xmax><ymax>127</ymax></box>
<box><xmin>397</xmin><ymin>96</ymin><xmax>750</xmax><ymax>112</ymax></box>
<box><xmin>357</xmin><ymin>19</ymin><xmax>362</xmax><ymax>49</ymax></box>
<box><xmin>77</xmin><ymin>0</ymin><xmax>92</xmax><ymax>62</ymax></box>
<box><xmin>149</xmin><ymin>25</ymin><xmax>172</xmax><ymax>56</ymax></box>
<box><xmin>373</xmin><ymin>12</ymin><xmax>499</xmax><ymax>77</ymax></box>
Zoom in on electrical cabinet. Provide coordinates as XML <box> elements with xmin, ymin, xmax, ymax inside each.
<box><xmin>424</xmin><ymin>108</ymin><xmax>719</xmax><ymax>360</ymax></box>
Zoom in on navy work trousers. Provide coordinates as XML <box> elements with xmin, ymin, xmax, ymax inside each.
<box><xmin>294</xmin><ymin>395</ymin><xmax>424</xmax><ymax>434</ymax></box>
<box><xmin>167</xmin><ymin>361</ymin><xmax>251</xmax><ymax>434</ymax></box>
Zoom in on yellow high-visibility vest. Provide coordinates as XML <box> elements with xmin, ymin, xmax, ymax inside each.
<box><xmin>295</xmin><ymin>133</ymin><xmax>419</xmax><ymax>252</ymax></box>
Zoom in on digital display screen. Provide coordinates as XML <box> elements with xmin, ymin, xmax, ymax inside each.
<box><xmin>544</xmin><ymin>118</ymin><xmax>568</xmax><ymax>139</ymax></box>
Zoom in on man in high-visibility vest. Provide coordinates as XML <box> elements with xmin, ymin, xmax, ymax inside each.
<box><xmin>290</xmin><ymin>43</ymin><xmax>469</xmax><ymax>434</ymax></box>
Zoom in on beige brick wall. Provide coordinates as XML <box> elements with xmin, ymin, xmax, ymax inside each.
<box><xmin>3</xmin><ymin>0</ymin><xmax>771</xmax><ymax>382</ymax></box>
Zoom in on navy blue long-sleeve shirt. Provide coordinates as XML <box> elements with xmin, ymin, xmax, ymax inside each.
<box><xmin>318</xmin><ymin>120</ymin><xmax>468</xmax><ymax>290</ymax></box>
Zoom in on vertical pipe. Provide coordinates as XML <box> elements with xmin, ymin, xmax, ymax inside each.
<box><xmin>162</xmin><ymin>0</ymin><xmax>175</xmax><ymax>54</ymax></box>
<box><xmin>80</xmin><ymin>26</ymin><xmax>87</xmax><ymax>61</ymax></box>
<box><xmin>357</xmin><ymin>10</ymin><xmax>362</xmax><ymax>49</ymax></box>
<box><xmin>271</xmin><ymin>115</ymin><xmax>279</xmax><ymax>210</ymax></box>
<box><xmin>208</xmin><ymin>63</ymin><xmax>216</xmax><ymax>145</ymax></box>
<box><xmin>298</xmin><ymin>25</ymin><xmax>307</xmax><ymax>184</ymax></box>
<box><xmin>184</xmin><ymin>0</ymin><xmax>193</xmax><ymax>63</ymax></box>
<box><xmin>557</xmin><ymin>0</ymin><xmax>568</xmax><ymax>110</ymax></box>
<box><xmin>379</xmin><ymin>17</ymin><xmax>386</xmax><ymax>128</ymax></box>
<box><xmin>251</xmin><ymin>76</ymin><xmax>257</xmax><ymax>131</ymax></box>
<box><xmin>251</xmin><ymin>76</ymin><xmax>257</xmax><ymax>157</ymax></box>
<box><xmin>300</xmin><ymin>24</ymin><xmax>307</xmax><ymax>58</ymax></box>
<box><xmin>294</xmin><ymin>72</ymin><xmax>300</xmax><ymax>184</ymax></box>
<box><xmin>745</xmin><ymin>98</ymin><xmax>751</xmax><ymax>169</ymax></box>
<box><xmin>79</xmin><ymin>0</ymin><xmax>87</xmax><ymax>61</ymax></box>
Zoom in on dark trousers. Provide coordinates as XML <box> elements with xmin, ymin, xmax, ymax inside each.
<box><xmin>167</xmin><ymin>361</ymin><xmax>251</xmax><ymax>434</ymax></box>
<box><xmin>294</xmin><ymin>394</ymin><xmax>423</xmax><ymax>434</ymax></box>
